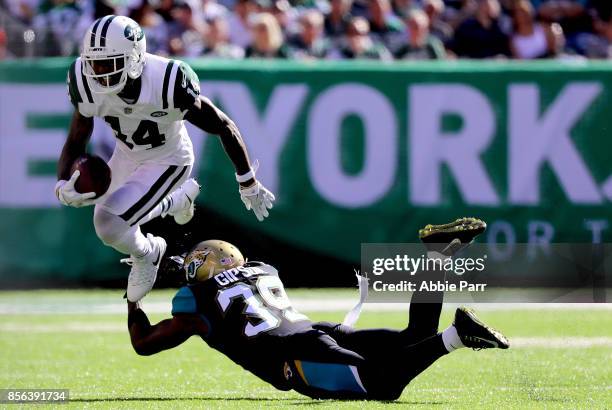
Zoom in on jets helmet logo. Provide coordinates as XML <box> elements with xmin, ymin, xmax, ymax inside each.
<box><xmin>124</xmin><ymin>24</ymin><xmax>144</xmax><ymax>41</ymax></box>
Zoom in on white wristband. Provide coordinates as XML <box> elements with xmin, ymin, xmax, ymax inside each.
<box><xmin>235</xmin><ymin>159</ymin><xmax>259</xmax><ymax>183</ymax></box>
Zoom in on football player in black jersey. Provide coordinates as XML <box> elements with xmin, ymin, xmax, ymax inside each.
<box><xmin>127</xmin><ymin>217</ymin><xmax>509</xmax><ymax>400</ymax></box>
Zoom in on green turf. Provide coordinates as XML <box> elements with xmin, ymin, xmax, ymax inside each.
<box><xmin>0</xmin><ymin>290</ymin><xmax>610</xmax><ymax>409</ymax></box>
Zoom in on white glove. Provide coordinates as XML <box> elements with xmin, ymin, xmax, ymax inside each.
<box><xmin>239</xmin><ymin>180</ymin><xmax>275</xmax><ymax>221</ymax></box>
<box><xmin>54</xmin><ymin>170</ymin><xmax>97</xmax><ymax>207</ymax></box>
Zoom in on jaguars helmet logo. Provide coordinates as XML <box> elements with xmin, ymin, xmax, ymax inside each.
<box><xmin>124</xmin><ymin>24</ymin><xmax>144</xmax><ymax>42</ymax></box>
<box><xmin>185</xmin><ymin>250</ymin><xmax>210</xmax><ymax>281</ymax></box>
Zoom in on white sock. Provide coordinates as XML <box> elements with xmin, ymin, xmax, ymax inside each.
<box><xmin>441</xmin><ymin>325</ymin><xmax>464</xmax><ymax>352</ymax></box>
<box><xmin>136</xmin><ymin>195</ymin><xmax>173</xmax><ymax>225</ymax></box>
<box><xmin>116</xmin><ymin>227</ymin><xmax>151</xmax><ymax>258</ymax></box>
<box><xmin>137</xmin><ymin>183</ymin><xmax>191</xmax><ymax>225</ymax></box>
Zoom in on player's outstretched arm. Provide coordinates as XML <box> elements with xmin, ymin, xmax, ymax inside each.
<box><xmin>176</xmin><ymin>62</ymin><xmax>274</xmax><ymax>220</ymax></box>
<box><xmin>185</xmin><ymin>96</ymin><xmax>275</xmax><ymax>221</ymax></box>
<box><xmin>127</xmin><ymin>300</ymin><xmax>207</xmax><ymax>356</ymax></box>
<box><xmin>54</xmin><ymin>110</ymin><xmax>97</xmax><ymax>207</ymax></box>
<box><xmin>185</xmin><ymin>96</ymin><xmax>253</xmax><ymax>177</ymax></box>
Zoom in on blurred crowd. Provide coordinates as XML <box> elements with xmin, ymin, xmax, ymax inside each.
<box><xmin>0</xmin><ymin>0</ymin><xmax>611</xmax><ymax>60</ymax></box>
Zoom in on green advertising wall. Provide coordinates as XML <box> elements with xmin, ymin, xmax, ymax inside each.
<box><xmin>1</xmin><ymin>58</ymin><xmax>612</xmax><ymax>281</ymax></box>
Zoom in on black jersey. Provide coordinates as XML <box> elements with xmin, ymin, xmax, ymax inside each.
<box><xmin>171</xmin><ymin>261</ymin><xmax>312</xmax><ymax>388</ymax></box>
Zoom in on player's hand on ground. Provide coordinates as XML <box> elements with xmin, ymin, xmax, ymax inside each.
<box><xmin>239</xmin><ymin>180</ymin><xmax>275</xmax><ymax>221</ymax></box>
<box><xmin>54</xmin><ymin>170</ymin><xmax>97</xmax><ymax>208</ymax></box>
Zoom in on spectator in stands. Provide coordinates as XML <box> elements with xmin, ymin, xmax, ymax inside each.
<box><xmin>330</xmin><ymin>16</ymin><xmax>393</xmax><ymax>60</ymax></box>
<box><xmin>391</xmin><ymin>0</ymin><xmax>416</xmax><ymax>18</ymax></box>
<box><xmin>4</xmin><ymin>0</ymin><xmax>610</xmax><ymax>60</ymax></box>
<box><xmin>395</xmin><ymin>8</ymin><xmax>446</xmax><ymax>59</ymax></box>
<box><xmin>535</xmin><ymin>0</ymin><xmax>592</xmax><ymax>54</ymax></box>
<box><xmin>588</xmin><ymin>0</ymin><xmax>611</xmax><ymax>24</ymax></box>
<box><xmin>510</xmin><ymin>0</ymin><xmax>559</xmax><ymax>59</ymax></box>
<box><xmin>245</xmin><ymin>12</ymin><xmax>289</xmax><ymax>58</ymax></box>
<box><xmin>129</xmin><ymin>1</ymin><xmax>170</xmax><ymax>55</ymax></box>
<box><xmin>32</xmin><ymin>0</ymin><xmax>83</xmax><ymax>56</ymax></box>
<box><xmin>324</xmin><ymin>0</ymin><xmax>353</xmax><ymax>40</ymax></box>
<box><xmin>450</xmin><ymin>0</ymin><xmax>511</xmax><ymax>58</ymax></box>
<box><xmin>194</xmin><ymin>0</ymin><xmax>229</xmax><ymax>22</ymax></box>
<box><xmin>422</xmin><ymin>0</ymin><xmax>453</xmax><ymax>45</ymax></box>
<box><xmin>228</xmin><ymin>0</ymin><xmax>257</xmax><ymax>47</ymax></box>
<box><xmin>588</xmin><ymin>0</ymin><xmax>612</xmax><ymax>58</ymax></box>
<box><xmin>0</xmin><ymin>28</ymin><xmax>12</xmax><ymax>60</ymax></box>
<box><xmin>201</xmin><ymin>15</ymin><xmax>245</xmax><ymax>58</ymax></box>
<box><xmin>442</xmin><ymin>0</ymin><xmax>478</xmax><ymax>30</ymax></box>
<box><xmin>4</xmin><ymin>0</ymin><xmax>39</xmax><ymax>25</ymax></box>
<box><xmin>263</xmin><ymin>0</ymin><xmax>297</xmax><ymax>36</ymax></box>
<box><xmin>367</xmin><ymin>0</ymin><xmax>406</xmax><ymax>53</ymax></box>
<box><xmin>155</xmin><ymin>0</ymin><xmax>178</xmax><ymax>22</ymax></box>
<box><xmin>289</xmin><ymin>9</ymin><xmax>330</xmax><ymax>59</ymax></box>
<box><xmin>168</xmin><ymin>1</ymin><xmax>207</xmax><ymax>56</ymax></box>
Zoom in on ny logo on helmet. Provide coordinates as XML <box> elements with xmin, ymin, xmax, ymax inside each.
<box><xmin>124</xmin><ymin>24</ymin><xmax>144</xmax><ymax>41</ymax></box>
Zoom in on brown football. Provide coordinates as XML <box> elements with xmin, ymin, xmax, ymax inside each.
<box><xmin>70</xmin><ymin>154</ymin><xmax>111</xmax><ymax>198</ymax></box>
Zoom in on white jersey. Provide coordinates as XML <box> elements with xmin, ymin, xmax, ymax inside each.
<box><xmin>67</xmin><ymin>53</ymin><xmax>200</xmax><ymax>166</ymax></box>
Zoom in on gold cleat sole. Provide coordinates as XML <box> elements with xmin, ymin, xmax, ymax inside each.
<box><xmin>418</xmin><ymin>217</ymin><xmax>486</xmax><ymax>240</ymax></box>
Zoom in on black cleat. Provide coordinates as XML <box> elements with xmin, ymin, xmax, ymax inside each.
<box><xmin>453</xmin><ymin>307</ymin><xmax>510</xmax><ymax>350</ymax></box>
<box><xmin>419</xmin><ymin>217</ymin><xmax>486</xmax><ymax>255</ymax></box>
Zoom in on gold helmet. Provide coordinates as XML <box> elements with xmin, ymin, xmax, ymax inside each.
<box><xmin>183</xmin><ymin>240</ymin><xmax>245</xmax><ymax>283</ymax></box>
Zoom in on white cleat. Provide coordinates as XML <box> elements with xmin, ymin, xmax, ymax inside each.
<box><xmin>163</xmin><ymin>178</ymin><xmax>201</xmax><ymax>225</ymax></box>
<box><xmin>122</xmin><ymin>234</ymin><xmax>167</xmax><ymax>302</ymax></box>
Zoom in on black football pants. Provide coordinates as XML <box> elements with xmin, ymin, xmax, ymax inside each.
<box><xmin>289</xmin><ymin>267</ymin><xmax>449</xmax><ymax>400</ymax></box>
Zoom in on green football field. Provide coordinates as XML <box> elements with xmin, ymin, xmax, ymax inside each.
<box><xmin>0</xmin><ymin>290</ymin><xmax>610</xmax><ymax>409</ymax></box>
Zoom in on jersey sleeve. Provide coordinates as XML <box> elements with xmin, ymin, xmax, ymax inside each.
<box><xmin>171</xmin><ymin>286</ymin><xmax>197</xmax><ymax>315</ymax></box>
<box><xmin>173</xmin><ymin>61</ymin><xmax>201</xmax><ymax>113</ymax></box>
<box><xmin>66</xmin><ymin>61</ymin><xmax>81</xmax><ymax>109</ymax></box>
<box><xmin>66</xmin><ymin>60</ymin><xmax>93</xmax><ymax>117</ymax></box>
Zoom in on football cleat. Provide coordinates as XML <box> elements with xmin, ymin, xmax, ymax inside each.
<box><xmin>163</xmin><ymin>178</ymin><xmax>201</xmax><ymax>225</ymax></box>
<box><xmin>453</xmin><ymin>307</ymin><xmax>510</xmax><ymax>350</ymax></box>
<box><xmin>122</xmin><ymin>234</ymin><xmax>167</xmax><ymax>302</ymax></box>
<box><xmin>419</xmin><ymin>217</ymin><xmax>486</xmax><ymax>255</ymax></box>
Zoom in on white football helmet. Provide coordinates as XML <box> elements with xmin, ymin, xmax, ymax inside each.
<box><xmin>81</xmin><ymin>15</ymin><xmax>146</xmax><ymax>94</ymax></box>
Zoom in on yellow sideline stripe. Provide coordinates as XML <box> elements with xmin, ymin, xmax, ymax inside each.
<box><xmin>294</xmin><ymin>360</ymin><xmax>308</xmax><ymax>385</ymax></box>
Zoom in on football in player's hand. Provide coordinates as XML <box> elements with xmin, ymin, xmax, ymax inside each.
<box><xmin>70</xmin><ymin>154</ymin><xmax>111</xmax><ymax>198</ymax></box>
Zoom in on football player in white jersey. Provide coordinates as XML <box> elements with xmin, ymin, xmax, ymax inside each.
<box><xmin>55</xmin><ymin>15</ymin><xmax>275</xmax><ymax>302</ymax></box>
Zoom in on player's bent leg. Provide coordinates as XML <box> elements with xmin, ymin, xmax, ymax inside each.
<box><xmin>285</xmin><ymin>329</ymin><xmax>368</xmax><ymax>400</ymax></box>
<box><xmin>312</xmin><ymin>322</ymin><xmax>407</xmax><ymax>359</ymax></box>
<box><xmin>136</xmin><ymin>176</ymin><xmax>200</xmax><ymax>226</ymax></box>
<box><xmin>93</xmin><ymin>207</ymin><xmax>150</xmax><ymax>256</ymax></box>
<box><xmin>113</xmin><ymin>164</ymin><xmax>192</xmax><ymax>227</ymax></box>
<box><xmin>402</xmin><ymin>217</ymin><xmax>488</xmax><ymax>343</ymax></box>
<box><xmin>362</xmin><ymin>333</ymin><xmax>450</xmax><ymax>400</ymax></box>
<box><xmin>286</xmin><ymin>335</ymin><xmax>445</xmax><ymax>400</ymax></box>
<box><xmin>93</xmin><ymin>206</ymin><xmax>166</xmax><ymax>302</ymax></box>
<box><xmin>93</xmin><ymin>164</ymin><xmax>188</xmax><ymax>302</ymax></box>
<box><xmin>308</xmin><ymin>323</ymin><xmax>449</xmax><ymax>400</ymax></box>
<box><xmin>403</xmin><ymin>265</ymin><xmax>445</xmax><ymax>344</ymax></box>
